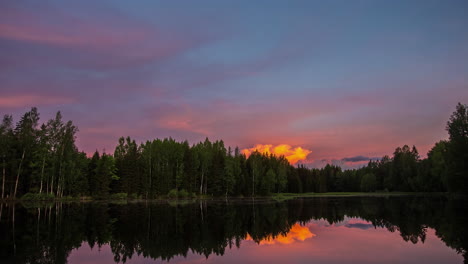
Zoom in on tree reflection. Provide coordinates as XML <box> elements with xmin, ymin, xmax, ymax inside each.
<box><xmin>0</xmin><ymin>196</ymin><xmax>467</xmax><ymax>263</ymax></box>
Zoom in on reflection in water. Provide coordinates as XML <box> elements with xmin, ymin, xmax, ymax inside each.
<box><xmin>246</xmin><ymin>223</ymin><xmax>315</xmax><ymax>245</ymax></box>
<box><xmin>0</xmin><ymin>196</ymin><xmax>467</xmax><ymax>263</ymax></box>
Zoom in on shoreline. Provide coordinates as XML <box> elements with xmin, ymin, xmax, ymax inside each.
<box><xmin>0</xmin><ymin>192</ymin><xmax>455</xmax><ymax>204</ymax></box>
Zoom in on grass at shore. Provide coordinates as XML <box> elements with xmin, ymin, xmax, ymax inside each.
<box><xmin>270</xmin><ymin>192</ymin><xmax>432</xmax><ymax>201</ymax></box>
<box><xmin>1</xmin><ymin>191</ymin><xmax>447</xmax><ymax>204</ymax></box>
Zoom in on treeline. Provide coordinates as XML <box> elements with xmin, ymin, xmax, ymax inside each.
<box><xmin>293</xmin><ymin>103</ymin><xmax>467</xmax><ymax>193</ymax></box>
<box><xmin>0</xmin><ymin>103</ymin><xmax>467</xmax><ymax>199</ymax></box>
<box><xmin>294</xmin><ymin>143</ymin><xmax>448</xmax><ymax>193</ymax></box>
<box><xmin>112</xmin><ymin>137</ymin><xmax>290</xmax><ymax>198</ymax></box>
<box><xmin>0</xmin><ymin>107</ymin><xmax>290</xmax><ymax>199</ymax></box>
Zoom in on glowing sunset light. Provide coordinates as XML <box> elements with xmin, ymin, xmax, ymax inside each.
<box><xmin>1</xmin><ymin>1</ymin><xmax>466</xmax><ymax>168</ymax></box>
<box><xmin>246</xmin><ymin>223</ymin><xmax>315</xmax><ymax>245</ymax></box>
<box><xmin>242</xmin><ymin>144</ymin><xmax>312</xmax><ymax>164</ymax></box>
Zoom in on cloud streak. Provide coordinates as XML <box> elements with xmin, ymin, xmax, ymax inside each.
<box><xmin>0</xmin><ymin>94</ymin><xmax>75</xmax><ymax>109</ymax></box>
<box><xmin>341</xmin><ymin>156</ymin><xmax>380</xmax><ymax>163</ymax></box>
<box><xmin>0</xmin><ymin>3</ymin><xmax>215</xmax><ymax>70</ymax></box>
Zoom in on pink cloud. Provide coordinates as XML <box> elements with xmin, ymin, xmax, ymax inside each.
<box><xmin>0</xmin><ymin>4</ymin><xmax>214</xmax><ymax>70</ymax></box>
<box><xmin>0</xmin><ymin>94</ymin><xmax>75</xmax><ymax>108</ymax></box>
<box><xmin>69</xmin><ymin>82</ymin><xmax>461</xmax><ymax>164</ymax></box>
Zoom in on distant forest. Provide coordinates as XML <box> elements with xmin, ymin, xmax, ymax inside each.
<box><xmin>0</xmin><ymin>103</ymin><xmax>467</xmax><ymax>200</ymax></box>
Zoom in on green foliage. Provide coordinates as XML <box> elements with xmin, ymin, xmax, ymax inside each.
<box><xmin>21</xmin><ymin>192</ymin><xmax>55</xmax><ymax>201</ymax></box>
<box><xmin>260</xmin><ymin>168</ymin><xmax>276</xmax><ymax>195</ymax></box>
<box><xmin>360</xmin><ymin>173</ymin><xmax>377</xmax><ymax>192</ymax></box>
<box><xmin>61</xmin><ymin>195</ymin><xmax>79</xmax><ymax>201</ymax></box>
<box><xmin>114</xmin><ymin>137</ymin><xmax>143</xmax><ymax>195</ymax></box>
<box><xmin>167</xmin><ymin>189</ymin><xmax>190</xmax><ymax>198</ymax></box>
<box><xmin>110</xmin><ymin>193</ymin><xmax>128</xmax><ymax>200</ymax></box>
<box><xmin>167</xmin><ymin>189</ymin><xmax>178</xmax><ymax>198</ymax></box>
<box><xmin>92</xmin><ymin>153</ymin><xmax>117</xmax><ymax>198</ymax></box>
<box><xmin>446</xmin><ymin>103</ymin><xmax>468</xmax><ymax>193</ymax></box>
<box><xmin>128</xmin><ymin>193</ymin><xmax>140</xmax><ymax>199</ymax></box>
<box><xmin>178</xmin><ymin>189</ymin><xmax>189</xmax><ymax>198</ymax></box>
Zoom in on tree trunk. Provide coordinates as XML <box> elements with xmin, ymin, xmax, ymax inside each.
<box><xmin>13</xmin><ymin>204</ymin><xmax>16</xmax><ymax>256</ymax></box>
<box><xmin>2</xmin><ymin>156</ymin><xmax>5</xmax><ymax>199</ymax></box>
<box><xmin>252</xmin><ymin>168</ymin><xmax>255</xmax><ymax>197</ymax></box>
<box><xmin>13</xmin><ymin>150</ymin><xmax>25</xmax><ymax>199</ymax></box>
<box><xmin>200</xmin><ymin>200</ymin><xmax>204</xmax><ymax>222</ymax></box>
<box><xmin>60</xmin><ymin>177</ymin><xmax>64</xmax><ymax>198</ymax></box>
<box><xmin>56</xmin><ymin>174</ymin><xmax>60</xmax><ymax>198</ymax></box>
<box><xmin>50</xmin><ymin>172</ymin><xmax>54</xmax><ymax>196</ymax></box>
<box><xmin>199</xmin><ymin>170</ymin><xmax>204</xmax><ymax>195</ymax></box>
<box><xmin>57</xmin><ymin>143</ymin><xmax>65</xmax><ymax>198</ymax></box>
<box><xmin>39</xmin><ymin>156</ymin><xmax>45</xmax><ymax>194</ymax></box>
<box><xmin>36</xmin><ymin>207</ymin><xmax>41</xmax><ymax>244</ymax></box>
<box><xmin>147</xmin><ymin>206</ymin><xmax>151</xmax><ymax>240</ymax></box>
<box><xmin>175</xmin><ymin>160</ymin><xmax>178</xmax><ymax>191</ymax></box>
<box><xmin>148</xmin><ymin>153</ymin><xmax>151</xmax><ymax>199</ymax></box>
<box><xmin>204</xmin><ymin>177</ymin><xmax>207</xmax><ymax>195</ymax></box>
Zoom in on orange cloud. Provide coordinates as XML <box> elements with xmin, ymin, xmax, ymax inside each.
<box><xmin>246</xmin><ymin>223</ymin><xmax>315</xmax><ymax>245</ymax></box>
<box><xmin>242</xmin><ymin>144</ymin><xmax>311</xmax><ymax>164</ymax></box>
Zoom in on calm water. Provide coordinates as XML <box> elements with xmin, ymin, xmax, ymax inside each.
<box><xmin>0</xmin><ymin>196</ymin><xmax>467</xmax><ymax>264</ymax></box>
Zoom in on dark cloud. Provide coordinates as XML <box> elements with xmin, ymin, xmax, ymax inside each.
<box><xmin>341</xmin><ymin>156</ymin><xmax>380</xmax><ymax>163</ymax></box>
<box><xmin>345</xmin><ymin>223</ymin><xmax>374</xmax><ymax>230</ymax></box>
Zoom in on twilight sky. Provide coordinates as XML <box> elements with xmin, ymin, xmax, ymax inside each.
<box><xmin>1</xmin><ymin>0</ymin><xmax>468</xmax><ymax>168</ymax></box>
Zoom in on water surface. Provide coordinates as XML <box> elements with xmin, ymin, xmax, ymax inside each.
<box><xmin>1</xmin><ymin>196</ymin><xmax>467</xmax><ymax>263</ymax></box>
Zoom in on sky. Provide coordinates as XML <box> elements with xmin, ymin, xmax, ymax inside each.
<box><xmin>1</xmin><ymin>0</ymin><xmax>468</xmax><ymax>168</ymax></box>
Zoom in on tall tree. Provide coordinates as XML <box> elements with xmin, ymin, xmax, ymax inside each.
<box><xmin>35</xmin><ymin>124</ymin><xmax>50</xmax><ymax>194</ymax></box>
<box><xmin>88</xmin><ymin>151</ymin><xmax>100</xmax><ymax>197</ymax></box>
<box><xmin>45</xmin><ymin>111</ymin><xmax>65</xmax><ymax>196</ymax></box>
<box><xmin>446</xmin><ymin>103</ymin><xmax>468</xmax><ymax>193</ymax></box>
<box><xmin>94</xmin><ymin>153</ymin><xmax>118</xmax><ymax>198</ymax></box>
<box><xmin>56</xmin><ymin>120</ymin><xmax>79</xmax><ymax>198</ymax></box>
<box><xmin>195</xmin><ymin>139</ymin><xmax>212</xmax><ymax>195</ymax></box>
<box><xmin>13</xmin><ymin>107</ymin><xmax>39</xmax><ymax>198</ymax></box>
<box><xmin>114</xmin><ymin>137</ymin><xmax>142</xmax><ymax>195</ymax></box>
<box><xmin>0</xmin><ymin>115</ymin><xmax>13</xmax><ymax>199</ymax></box>
<box><xmin>248</xmin><ymin>151</ymin><xmax>264</xmax><ymax>196</ymax></box>
<box><xmin>223</xmin><ymin>152</ymin><xmax>238</xmax><ymax>197</ymax></box>
<box><xmin>390</xmin><ymin>145</ymin><xmax>419</xmax><ymax>191</ymax></box>
<box><xmin>275</xmin><ymin>157</ymin><xmax>288</xmax><ymax>193</ymax></box>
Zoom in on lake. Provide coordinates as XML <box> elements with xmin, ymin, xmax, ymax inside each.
<box><xmin>0</xmin><ymin>196</ymin><xmax>467</xmax><ymax>263</ymax></box>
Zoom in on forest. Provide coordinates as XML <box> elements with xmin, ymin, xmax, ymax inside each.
<box><xmin>0</xmin><ymin>103</ymin><xmax>467</xmax><ymax>200</ymax></box>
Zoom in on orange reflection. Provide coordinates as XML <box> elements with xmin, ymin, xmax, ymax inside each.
<box><xmin>246</xmin><ymin>223</ymin><xmax>315</xmax><ymax>245</ymax></box>
<box><xmin>242</xmin><ymin>144</ymin><xmax>312</xmax><ymax>164</ymax></box>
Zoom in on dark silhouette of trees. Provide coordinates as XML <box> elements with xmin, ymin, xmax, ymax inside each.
<box><xmin>0</xmin><ymin>115</ymin><xmax>14</xmax><ymax>199</ymax></box>
<box><xmin>0</xmin><ymin>103</ymin><xmax>467</xmax><ymax>200</ymax></box>
<box><xmin>360</xmin><ymin>173</ymin><xmax>377</xmax><ymax>192</ymax></box>
<box><xmin>446</xmin><ymin>103</ymin><xmax>468</xmax><ymax>193</ymax></box>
